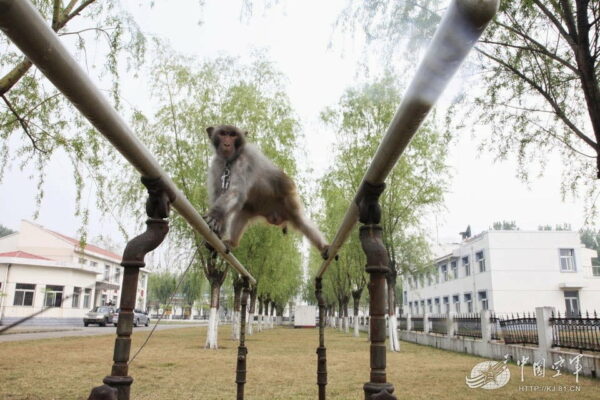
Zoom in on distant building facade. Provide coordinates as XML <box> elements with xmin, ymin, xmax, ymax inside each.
<box><xmin>403</xmin><ymin>230</ymin><xmax>600</xmax><ymax>316</ymax></box>
<box><xmin>0</xmin><ymin>220</ymin><xmax>149</xmax><ymax>325</ymax></box>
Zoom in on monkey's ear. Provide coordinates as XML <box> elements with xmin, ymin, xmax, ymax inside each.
<box><xmin>243</xmin><ymin>131</ymin><xmax>249</xmax><ymax>137</ymax></box>
<box><xmin>206</xmin><ymin>127</ymin><xmax>214</xmax><ymax>137</ymax></box>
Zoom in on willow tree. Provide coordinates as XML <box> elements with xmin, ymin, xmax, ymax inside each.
<box><xmin>315</xmin><ymin>173</ymin><xmax>367</xmax><ymax>335</ymax></box>
<box><xmin>320</xmin><ymin>72</ymin><xmax>448</xmax><ymax>350</ymax></box>
<box><xmin>114</xmin><ymin>41</ymin><xmax>301</xmax><ymax>348</ymax></box>
<box><xmin>337</xmin><ymin>0</ymin><xmax>600</xmax><ymax>220</ymax></box>
<box><xmin>1</xmin><ymin>0</ymin><xmax>146</xmax><ymax>235</ymax></box>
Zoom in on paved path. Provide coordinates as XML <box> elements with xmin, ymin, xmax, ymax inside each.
<box><xmin>0</xmin><ymin>322</ymin><xmax>206</xmax><ymax>343</ymax></box>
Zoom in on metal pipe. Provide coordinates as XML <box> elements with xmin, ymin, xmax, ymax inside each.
<box><xmin>0</xmin><ymin>0</ymin><xmax>255</xmax><ymax>285</ymax></box>
<box><xmin>316</xmin><ymin>0</ymin><xmax>499</xmax><ymax>279</ymax></box>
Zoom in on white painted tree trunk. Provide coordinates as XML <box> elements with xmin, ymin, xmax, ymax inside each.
<box><xmin>258</xmin><ymin>313</ymin><xmax>263</xmax><ymax>332</ymax></box>
<box><xmin>247</xmin><ymin>312</ymin><xmax>254</xmax><ymax>335</ymax></box>
<box><xmin>344</xmin><ymin>316</ymin><xmax>349</xmax><ymax>333</ymax></box>
<box><xmin>353</xmin><ymin>316</ymin><xmax>360</xmax><ymax>337</ymax></box>
<box><xmin>270</xmin><ymin>314</ymin><xmax>274</xmax><ymax>329</ymax></box>
<box><xmin>231</xmin><ymin>311</ymin><xmax>240</xmax><ymax>340</ymax></box>
<box><xmin>205</xmin><ymin>307</ymin><xmax>219</xmax><ymax>349</ymax></box>
<box><xmin>388</xmin><ymin>314</ymin><xmax>400</xmax><ymax>352</ymax></box>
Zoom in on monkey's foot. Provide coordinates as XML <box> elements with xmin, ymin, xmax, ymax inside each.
<box><xmin>321</xmin><ymin>245</ymin><xmax>331</xmax><ymax>261</ymax></box>
<box><xmin>204</xmin><ymin>212</ymin><xmax>224</xmax><ymax>237</ymax></box>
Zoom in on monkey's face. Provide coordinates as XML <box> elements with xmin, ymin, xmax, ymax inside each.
<box><xmin>206</xmin><ymin>125</ymin><xmax>246</xmax><ymax>161</ymax></box>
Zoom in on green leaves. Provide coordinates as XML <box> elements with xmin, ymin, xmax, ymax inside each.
<box><xmin>315</xmin><ymin>72</ymin><xmax>449</xmax><ymax>301</ymax></box>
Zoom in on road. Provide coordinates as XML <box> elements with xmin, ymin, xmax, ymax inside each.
<box><xmin>0</xmin><ymin>322</ymin><xmax>206</xmax><ymax>343</ymax></box>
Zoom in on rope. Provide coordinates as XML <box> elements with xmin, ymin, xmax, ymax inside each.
<box><xmin>128</xmin><ymin>247</ymin><xmax>199</xmax><ymax>365</ymax></box>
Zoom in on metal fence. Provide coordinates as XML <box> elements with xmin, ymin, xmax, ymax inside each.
<box><xmin>455</xmin><ymin>313</ymin><xmax>482</xmax><ymax>338</ymax></box>
<box><xmin>490</xmin><ymin>314</ymin><xmax>501</xmax><ymax>341</ymax></box>
<box><xmin>398</xmin><ymin>316</ymin><xmax>408</xmax><ymax>331</ymax></box>
<box><xmin>428</xmin><ymin>315</ymin><xmax>448</xmax><ymax>335</ymax></box>
<box><xmin>498</xmin><ymin>313</ymin><xmax>538</xmax><ymax>345</ymax></box>
<box><xmin>412</xmin><ymin>315</ymin><xmax>425</xmax><ymax>332</ymax></box>
<box><xmin>551</xmin><ymin>311</ymin><xmax>600</xmax><ymax>352</ymax></box>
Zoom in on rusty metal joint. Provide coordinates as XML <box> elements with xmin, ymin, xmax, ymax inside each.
<box><xmin>355</xmin><ymin>181</ymin><xmax>386</xmax><ymax>224</ymax></box>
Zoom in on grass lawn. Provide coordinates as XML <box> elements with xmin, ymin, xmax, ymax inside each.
<box><xmin>0</xmin><ymin>326</ymin><xmax>598</xmax><ymax>399</ymax></box>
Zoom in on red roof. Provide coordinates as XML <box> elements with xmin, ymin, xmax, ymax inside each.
<box><xmin>0</xmin><ymin>251</ymin><xmax>51</xmax><ymax>260</ymax></box>
<box><xmin>45</xmin><ymin>229</ymin><xmax>122</xmax><ymax>261</ymax></box>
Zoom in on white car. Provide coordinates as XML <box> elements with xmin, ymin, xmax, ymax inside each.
<box><xmin>111</xmin><ymin>308</ymin><xmax>150</xmax><ymax>327</ymax></box>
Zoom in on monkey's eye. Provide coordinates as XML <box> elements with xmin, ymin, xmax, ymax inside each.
<box><xmin>227</xmin><ymin>132</ymin><xmax>237</xmax><ymax>137</ymax></box>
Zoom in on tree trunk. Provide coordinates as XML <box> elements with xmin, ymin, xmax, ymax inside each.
<box><xmin>205</xmin><ymin>282</ymin><xmax>221</xmax><ymax>349</ymax></box>
<box><xmin>270</xmin><ymin>301</ymin><xmax>276</xmax><ymax>328</ymax></box>
<box><xmin>337</xmin><ymin>301</ymin><xmax>343</xmax><ymax>331</ymax></box>
<box><xmin>203</xmin><ymin>253</ymin><xmax>227</xmax><ymax>349</ymax></box>
<box><xmin>352</xmin><ymin>288</ymin><xmax>363</xmax><ymax>337</ymax></box>
<box><xmin>386</xmin><ymin>263</ymin><xmax>400</xmax><ymax>352</ymax></box>
<box><xmin>343</xmin><ymin>299</ymin><xmax>350</xmax><ymax>334</ymax></box>
<box><xmin>232</xmin><ymin>276</ymin><xmax>243</xmax><ymax>340</ymax></box>
<box><xmin>276</xmin><ymin>303</ymin><xmax>284</xmax><ymax>325</ymax></box>
<box><xmin>258</xmin><ymin>296</ymin><xmax>264</xmax><ymax>332</ymax></box>
<box><xmin>247</xmin><ymin>287</ymin><xmax>257</xmax><ymax>335</ymax></box>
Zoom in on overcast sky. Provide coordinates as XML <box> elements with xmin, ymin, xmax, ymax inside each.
<box><xmin>0</xmin><ymin>0</ymin><xmax>588</xmax><ymax>251</ymax></box>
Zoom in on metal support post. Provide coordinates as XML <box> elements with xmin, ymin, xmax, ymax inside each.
<box><xmin>236</xmin><ymin>277</ymin><xmax>250</xmax><ymax>400</ymax></box>
<box><xmin>357</xmin><ymin>182</ymin><xmax>396</xmax><ymax>400</ymax></box>
<box><xmin>89</xmin><ymin>176</ymin><xmax>175</xmax><ymax>400</ymax></box>
<box><xmin>315</xmin><ymin>277</ymin><xmax>327</xmax><ymax>400</ymax></box>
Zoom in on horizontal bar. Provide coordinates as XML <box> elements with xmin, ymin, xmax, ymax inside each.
<box><xmin>0</xmin><ymin>0</ymin><xmax>256</xmax><ymax>285</ymax></box>
<box><xmin>316</xmin><ymin>0</ymin><xmax>498</xmax><ymax>278</ymax></box>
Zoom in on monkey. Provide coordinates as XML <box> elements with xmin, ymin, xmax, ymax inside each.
<box><xmin>204</xmin><ymin>124</ymin><xmax>329</xmax><ymax>257</ymax></box>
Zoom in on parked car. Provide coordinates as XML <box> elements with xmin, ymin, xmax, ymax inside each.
<box><xmin>111</xmin><ymin>309</ymin><xmax>150</xmax><ymax>327</ymax></box>
<box><xmin>83</xmin><ymin>306</ymin><xmax>116</xmax><ymax>327</ymax></box>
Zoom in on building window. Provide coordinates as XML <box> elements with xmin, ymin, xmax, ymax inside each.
<box><xmin>464</xmin><ymin>293</ymin><xmax>473</xmax><ymax>313</ymax></box>
<box><xmin>420</xmin><ymin>300</ymin><xmax>425</xmax><ymax>314</ymax></box>
<box><xmin>476</xmin><ymin>251</ymin><xmax>486</xmax><ymax>272</ymax></box>
<box><xmin>419</xmin><ymin>276</ymin><xmax>425</xmax><ymax>288</ymax></box>
<box><xmin>72</xmin><ymin>287</ymin><xmax>81</xmax><ymax>308</ymax></box>
<box><xmin>435</xmin><ymin>270</ymin><xmax>440</xmax><ymax>284</ymax></box>
<box><xmin>115</xmin><ymin>267</ymin><xmax>121</xmax><ymax>283</ymax></box>
<box><xmin>478</xmin><ymin>291</ymin><xmax>488</xmax><ymax>310</ymax></box>
<box><xmin>90</xmin><ymin>261</ymin><xmax>98</xmax><ymax>268</ymax></box>
<box><xmin>434</xmin><ymin>297</ymin><xmax>441</xmax><ymax>314</ymax></box>
<box><xmin>403</xmin><ymin>291</ymin><xmax>407</xmax><ymax>305</ymax></box>
<box><xmin>593</xmin><ymin>266</ymin><xmax>600</xmax><ymax>277</ymax></box>
<box><xmin>101</xmin><ymin>294</ymin><xmax>107</xmax><ymax>305</ymax></box>
<box><xmin>83</xmin><ymin>288</ymin><xmax>92</xmax><ymax>308</ymax></box>
<box><xmin>427</xmin><ymin>274</ymin><xmax>432</xmax><ymax>287</ymax></box>
<box><xmin>104</xmin><ymin>265</ymin><xmax>111</xmax><ymax>281</ymax></box>
<box><xmin>559</xmin><ymin>249</ymin><xmax>575</xmax><ymax>272</ymax></box>
<box><xmin>427</xmin><ymin>299</ymin><xmax>432</xmax><ymax>313</ymax></box>
<box><xmin>443</xmin><ymin>296</ymin><xmax>450</xmax><ymax>314</ymax></box>
<box><xmin>441</xmin><ymin>264</ymin><xmax>448</xmax><ymax>282</ymax></box>
<box><xmin>452</xmin><ymin>295</ymin><xmax>460</xmax><ymax>313</ymax></box>
<box><xmin>450</xmin><ymin>261</ymin><xmax>458</xmax><ymax>279</ymax></box>
<box><xmin>13</xmin><ymin>283</ymin><xmax>35</xmax><ymax>306</ymax></box>
<box><xmin>463</xmin><ymin>256</ymin><xmax>470</xmax><ymax>276</ymax></box>
<box><xmin>44</xmin><ymin>285</ymin><xmax>63</xmax><ymax>307</ymax></box>
<box><xmin>78</xmin><ymin>257</ymin><xmax>87</xmax><ymax>265</ymax></box>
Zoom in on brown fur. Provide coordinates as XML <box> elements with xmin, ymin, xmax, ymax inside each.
<box><xmin>205</xmin><ymin>125</ymin><xmax>328</xmax><ymax>254</ymax></box>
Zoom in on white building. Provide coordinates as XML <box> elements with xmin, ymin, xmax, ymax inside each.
<box><xmin>403</xmin><ymin>230</ymin><xmax>600</xmax><ymax>316</ymax></box>
<box><xmin>0</xmin><ymin>220</ymin><xmax>149</xmax><ymax>325</ymax></box>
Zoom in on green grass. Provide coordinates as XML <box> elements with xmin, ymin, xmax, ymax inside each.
<box><xmin>0</xmin><ymin>326</ymin><xmax>598</xmax><ymax>399</ymax></box>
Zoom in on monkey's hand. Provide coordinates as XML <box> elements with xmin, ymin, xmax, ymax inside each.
<box><xmin>204</xmin><ymin>208</ymin><xmax>225</xmax><ymax>237</ymax></box>
<box><xmin>321</xmin><ymin>245</ymin><xmax>337</xmax><ymax>261</ymax></box>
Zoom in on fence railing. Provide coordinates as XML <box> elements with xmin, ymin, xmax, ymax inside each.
<box><xmin>490</xmin><ymin>314</ymin><xmax>501</xmax><ymax>341</ymax></box>
<box><xmin>498</xmin><ymin>312</ymin><xmax>538</xmax><ymax>345</ymax></box>
<box><xmin>551</xmin><ymin>311</ymin><xmax>600</xmax><ymax>352</ymax></box>
<box><xmin>398</xmin><ymin>316</ymin><xmax>408</xmax><ymax>331</ymax></box>
<box><xmin>412</xmin><ymin>315</ymin><xmax>425</xmax><ymax>332</ymax></box>
<box><xmin>455</xmin><ymin>313</ymin><xmax>482</xmax><ymax>338</ymax></box>
<box><xmin>428</xmin><ymin>315</ymin><xmax>448</xmax><ymax>335</ymax></box>
<box><xmin>396</xmin><ymin>308</ymin><xmax>600</xmax><ymax>354</ymax></box>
